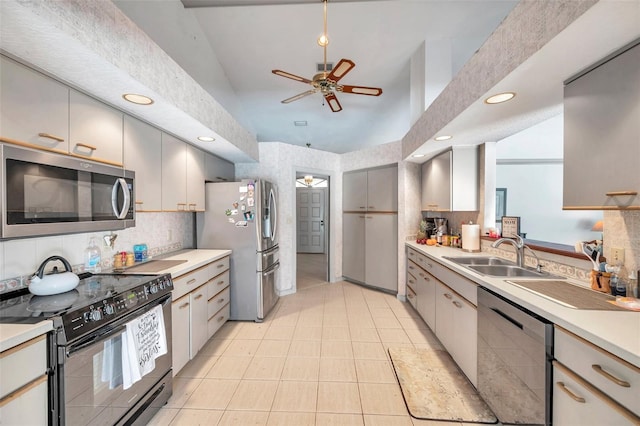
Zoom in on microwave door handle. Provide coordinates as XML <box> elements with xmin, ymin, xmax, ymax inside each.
<box><xmin>112</xmin><ymin>178</ymin><xmax>131</xmax><ymax>219</ymax></box>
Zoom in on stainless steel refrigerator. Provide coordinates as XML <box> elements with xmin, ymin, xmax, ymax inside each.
<box><xmin>196</xmin><ymin>180</ymin><xmax>279</xmax><ymax>322</ymax></box>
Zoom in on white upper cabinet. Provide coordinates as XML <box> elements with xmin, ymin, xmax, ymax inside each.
<box><xmin>421</xmin><ymin>147</ymin><xmax>478</xmax><ymax>211</ymax></box>
<box><xmin>563</xmin><ymin>42</ymin><xmax>640</xmax><ymax>210</ymax></box>
<box><xmin>0</xmin><ymin>55</ymin><xmax>69</xmax><ymax>153</ymax></box>
<box><xmin>123</xmin><ymin>116</ymin><xmax>162</xmax><ymax>211</ymax></box>
<box><xmin>69</xmin><ymin>90</ymin><xmax>123</xmax><ymax>166</ymax></box>
<box><xmin>162</xmin><ymin>133</ymin><xmax>188</xmax><ymax>211</ymax></box>
<box><xmin>186</xmin><ymin>144</ymin><xmax>205</xmax><ymax>211</ymax></box>
<box><xmin>343</xmin><ymin>165</ymin><xmax>398</xmax><ymax>212</ymax></box>
<box><xmin>343</xmin><ymin>170</ymin><xmax>368</xmax><ymax>211</ymax></box>
<box><xmin>204</xmin><ymin>152</ymin><xmax>235</xmax><ymax>182</ymax></box>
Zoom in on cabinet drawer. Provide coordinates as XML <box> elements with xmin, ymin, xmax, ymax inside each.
<box><xmin>208</xmin><ymin>287</ymin><xmax>231</xmax><ymax>319</ymax></box>
<box><xmin>0</xmin><ymin>335</ymin><xmax>47</xmax><ymax>399</ymax></box>
<box><xmin>553</xmin><ymin>361</ymin><xmax>639</xmax><ymax>425</ymax></box>
<box><xmin>208</xmin><ymin>303</ymin><xmax>230</xmax><ymax>338</ymax></box>
<box><xmin>208</xmin><ymin>256</ymin><xmax>230</xmax><ymax>278</ymax></box>
<box><xmin>421</xmin><ymin>257</ymin><xmax>477</xmax><ymax>305</ymax></box>
<box><xmin>172</xmin><ymin>264</ymin><xmax>211</xmax><ymax>300</ymax></box>
<box><xmin>0</xmin><ymin>375</ymin><xmax>48</xmax><ymax>425</ymax></box>
<box><xmin>406</xmin><ymin>270</ymin><xmax>418</xmax><ymax>294</ymax></box>
<box><xmin>555</xmin><ymin>327</ymin><xmax>639</xmax><ymax>415</ymax></box>
<box><xmin>207</xmin><ymin>270</ymin><xmax>230</xmax><ymax>299</ymax></box>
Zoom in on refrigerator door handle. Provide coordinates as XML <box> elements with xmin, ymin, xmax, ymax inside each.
<box><xmin>262</xmin><ymin>246</ymin><xmax>280</xmax><ymax>257</ymax></box>
<box><xmin>262</xmin><ymin>262</ymin><xmax>280</xmax><ymax>277</ymax></box>
<box><xmin>269</xmin><ymin>187</ymin><xmax>277</xmax><ymax>241</ymax></box>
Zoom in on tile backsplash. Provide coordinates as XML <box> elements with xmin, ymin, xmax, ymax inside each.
<box><xmin>0</xmin><ymin>212</ymin><xmax>194</xmax><ymax>294</ymax></box>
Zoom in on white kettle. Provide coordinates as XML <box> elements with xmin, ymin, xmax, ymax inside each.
<box><xmin>29</xmin><ymin>256</ymin><xmax>80</xmax><ymax>296</ymax></box>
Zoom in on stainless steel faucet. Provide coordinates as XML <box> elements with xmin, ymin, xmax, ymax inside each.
<box><xmin>491</xmin><ymin>234</ymin><xmax>526</xmax><ymax>267</ymax></box>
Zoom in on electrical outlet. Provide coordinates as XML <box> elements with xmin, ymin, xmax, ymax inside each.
<box><xmin>611</xmin><ymin>247</ymin><xmax>625</xmax><ymax>264</ymax></box>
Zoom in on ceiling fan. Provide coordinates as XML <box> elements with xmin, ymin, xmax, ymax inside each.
<box><xmin>271</xmin><ymin>0</ymin><xmax>382</xmax><ymax>112</ymax></box>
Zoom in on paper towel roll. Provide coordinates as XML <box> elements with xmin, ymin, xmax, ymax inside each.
<box><xmin>462</xmin><ymin>224</ymin><xmax>480</xmax><ymax>252</ymax></box>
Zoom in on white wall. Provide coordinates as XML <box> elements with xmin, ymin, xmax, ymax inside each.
<box><xmin>496</xmin><ymin>114</ymin><xmax>602</xmax><ymax>245</ymax></box>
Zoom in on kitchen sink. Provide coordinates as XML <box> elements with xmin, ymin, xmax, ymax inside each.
<box><xmin>443</xmin><ymin>256</ymin><xmax>514</xmax><ymax>266</ymax></box>
<box><xmin>443</xmin><ymin>256</ymin><xmax>565</xmax><ymax>279</ymax></box>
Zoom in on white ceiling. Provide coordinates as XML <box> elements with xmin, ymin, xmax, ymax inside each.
<box><xmin>114</xmin><ymin>0</ymin><xmax>518</xmax><ymax>154</ymax></box>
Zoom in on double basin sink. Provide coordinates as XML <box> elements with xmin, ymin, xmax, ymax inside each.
<box><xmin>442</xmin><ymin>256</ymin><xmax>564</xmax><ymax>279</ymax></box>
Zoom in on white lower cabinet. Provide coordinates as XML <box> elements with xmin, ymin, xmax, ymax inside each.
<box><xmin>171</xmin><ymin>294</ymin><xmax>191</xmax><ymax>375</ymax></box>
<box><xmin>553</xmin><ymin>361</ymin><xmax>639</xmax><ymax>425</ymax></box>
<box><xmin>553</xmin><ymin>326</ymin><xmax>639</xmax><ymax>424</ymax></box>
<box><xmin>0</xmin><ymin>335</ymin><xmax>48</xmax><ymax>425</ymax></box>
<box><xmin>171</xmin><ymin>256</ymin><xmax>231</xmax><ymax>375</ymax></box>
<box><xmin>406</xmin><ymin>247</ymin><xmax>477</xmax><ymax>387</ymax></box>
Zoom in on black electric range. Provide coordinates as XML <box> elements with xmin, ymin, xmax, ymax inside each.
<box><xmin>0</xmin><ymin>272</ymin><xmax>173</xmax><ymax>343</ymax></box>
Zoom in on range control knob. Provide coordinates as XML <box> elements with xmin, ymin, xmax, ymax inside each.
<box><xmin>84</xmin><ymin>307</ymin><xmax>102</xmax><ymax>322</ymax></box>
<box><xmin>149</xmin><ymin>283</ymin><xmax>159</xmax><ymax>294</ymax></box>
<box><xmin>103</xmin><ymin>304</ymin><xmax>116</xmax><ymax>315</ymax></box>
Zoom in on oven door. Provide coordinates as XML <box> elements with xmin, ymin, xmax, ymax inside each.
<box><xmin>58</xmin><ymin>296</ymin><xmax>172</xmax><ymax>426</ymax></box>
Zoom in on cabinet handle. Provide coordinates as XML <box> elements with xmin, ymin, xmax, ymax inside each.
<box><xmin>556</xmin><ymin>381</ymin><xmax>585</xmax><ymax>403</ymax></box>
<box><xmin>179</xmin><ymin>302</ymin><xmax>190</xmax><ymax>309</ymax></box>
<box><xmin>408</xmin><ymin>265</ymin><xmax>415</xmax><ymax>270</ymax></box>
<box><xmin>368</xmin><ymin>206</ymin><xmax>375</xmax><ymax>209</ymax></box>
<box><xmin>358</xmin><ymin>215</ymin><xmax>365</xmax><ymax>218</ymax></box>
<box><xmin>218</xmin><ymin>315</ymin><xmax>225</xmax><ymax>322</ymax></box>
<box><xmin>444</xmin><ymin>293</ymin><xmax>453</xmax><ymax>300</ymax></box>
<box><xmin>177</xmin><ymin>203</ymin><xmax>187</xmax><ymax>211</ymax></box>
<box><xmin>188</xmin><ymin>203</ymin><xmax>197</xmax><ymax>210</ymax></box>
<box><xmin>194</xmin><ymin>294</ymin><xmax>204</xmax><ymax>300</ymax></box>
<box><xmin>217</xmin><ymin>264</ymin><xmax>225</xmax><ymax>269</ymax></box>
<box><xmin>408</xmin><ymin>293</ymin><xmax>414</xmax><ymax>299</ymax></box>
<box><xmin>452</xmin><ymin>301</ymin><xmax>462</xmax><ymax>308</ymax></box>
<box><xmin>187</xmin><ymin>279</ymin><xmax>197</xmax><ymax>285</ymax></box>
<box><xmin>217</xmin><ymin>280</ymin><xmax>225</xmax><ymax>285</ymax></box>
<box><xmin>359</xmin><ymin>206</ymin><xmax>366</xmax><ymax>209</ymax></box>
<box><xmin>366</xmin><ymin>216</ymin><xmax>373</xmax><ymax>219</ymax></box>
<box><xmin>135</xmin><ymin>201</ymin><xmax>144</xmax><ymax>205</ymax></box>
<box><xmin>218</xmin><ymin>298</ymin><xmax>225</xmax><ymax>303</ymax></box>
<box><xmin>605</xmin><ymin>191</ymin><xmax>637</xmax><ymax>197</ymax></box>
<box><xmin>75</xmin><ymin>142</ymin><xmax>97</xmax><ymax>151</ymax></box>
<box><xmin>38</xmin><ymin>132</ymin><xmax>64</xmax><ymax>142</ymax></box>
<box><xmin>592</xmin><ymin>364</ymin><xmax>631</xmax><ymax>388</ymax></box>
<box><xmin>418</xmin><ymin>272</ymin><xmax>424</xmax><ymax>277</ymax></box>
<box><xmin>426</xmin><ymin>263</ymin><xmax>433</xmax><ymax>268</ymax></box>
<box><xmin>408</xmin><ymin>279</ymin><xmax>415</xmax><ymax>284</ymax></box>
<box><xmin>424</xmin><ymin>276</ymin><xmax>431</xmax><ymax>282</ymax></box>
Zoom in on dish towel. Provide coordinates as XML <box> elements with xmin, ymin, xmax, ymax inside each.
<box><xmin>101</xmin><ymin>337</ymin><xmax>123</xmax><ymax>389</ymax></box>
<box><xmin>121</xmin><ymin>304</ymin><xmax>168</xmax><ymax>390</ymax></box>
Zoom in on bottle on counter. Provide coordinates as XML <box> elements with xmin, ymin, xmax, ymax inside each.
<box><xmin>84</xmin><ymin>237</ymin><xmax>101</xmax><ymax>273</ymax></box>
<box><xmin>627</xmin><ymin>271</ymin><xmax>638</xmax><ymax>299</ymax></box>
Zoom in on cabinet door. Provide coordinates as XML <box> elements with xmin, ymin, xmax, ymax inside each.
<box><xmin>69</xmin><ymin>90</ymin><xmax>123</xmax><ymax>165</ymax></box>
<box><xmin>171</xmin><ymin>294</ymin><xmax>190</xmax><ymax>375</ymax></box>
<box><xmin>366</xmin><ymin>165</ymin><xmax>398</xmax><ymax>212</ymax></box>
<box><xmin>123</xmin><ymin>116</ymin><xmax>162</xmax><ymax>211</ymax></box>
<box><xmin>0</xmin><ymin>376</ymin><xmax>47</xmax><ymax>426</ymax></box>
<box><xmin>205</xmin><ymin>152</ymin><xmax>235</xmax><ymax>182</ymax></box>
<box><xmin>564</xmin><ymin>43</ymin><xmax>640</xmax><ymax>209</ymax></box>
<box><xmin>0</xmin><ymin>55</ymin><xmax>69</xmax><ymax>152</ymax></box>
<box><xmin>435</xmin><ymin>281</ymin><xmax>454</xmax><ymax>350</ymax></box>
<box><xmin>417</xmin><ymin>271</ymin><xmax>436</xmax><ymax>331</ymax></box>
<box><xmin>365</xmin><ymin>214</ymin><xmax>398</xmax><ymax>292</ymax></box>
<box><xmin>553</xmin><ymin>361</ymin><xmax>637</xmax><ymax>426</ymax></box>
<box><xmin>161</xmin><ymin>133</ymin><xmax>187</xmax><ymax>211</ymax></box>
<box><xmin>186</xmin><ymin>145</ymin><xmax>205</xmax><ymax>211</ymax></box>
<box><xmin>451</xmin><ymin>295</ymin><xmax>477</xmax><ymax>386</ymax></box>
<box><xmin>342</xmin><ymin>213</ymin><xmax>366</xmax><ymax>283</ymax></box>
<box><xmin>421</xmin><ymin>151</ymin><xmax>451</xmax><ymax>211</ymax></box>
<box><xmin>343</xmin><ymin>170</ymin><xmax>368</xmax><ymax>211</ymax></box>
<box><xmin>190</xmin><ymin>285</ymin><xmax>208</xmax><ymax>358</ymax></box>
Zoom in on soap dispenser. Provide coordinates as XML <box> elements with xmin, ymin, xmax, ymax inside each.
<box><xmin>84</xmin><ymin>237</ymin><xmax>102</xmax><ymax>273</ymax></box>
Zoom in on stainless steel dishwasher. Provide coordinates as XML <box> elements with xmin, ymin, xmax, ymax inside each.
<box><xmin>477</xmin><ymin>287</ymin><xmax>553</xmax><ymax>425</ymax></box>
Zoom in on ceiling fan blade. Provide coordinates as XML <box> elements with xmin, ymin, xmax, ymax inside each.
<box><xmin>281</xmin><ymin>89</ymin><xmax>318</xmax><ymax>104</ymax></box>
<box><xmin>340</xmin><ymin>85</ymin><xmax>383</xmax><ymax>96</ymax></box>
<box><xmin>324</xmin><ymin>92</ymin><xmax>342</xmax><ymax>112</ymax></box>
<box><xmin>326</xmin><ymin>58</ymin><xmax>355</xmax><ymax>83</ymax></box>
<box><xmin>272</xmin><ymin>69</ymin><xmax>312</xmax><ymax>84</ymax></box>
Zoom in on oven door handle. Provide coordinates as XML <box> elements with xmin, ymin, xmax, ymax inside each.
<box><xmin>66</xmin><ymin>295</ymin><xmax>170</xmax><ymax>357</ymax></box>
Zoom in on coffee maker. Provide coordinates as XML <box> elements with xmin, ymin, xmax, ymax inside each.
<box><xmin>434</xmin><ymin>218</ymin><xmax>448</xmax><ymax>244</ymax></box>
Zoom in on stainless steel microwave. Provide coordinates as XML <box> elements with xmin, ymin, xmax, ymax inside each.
<box><xmin>1</xmin><ymin>144</ymin><xmax>135</xmax><ymax>239</ymax></box>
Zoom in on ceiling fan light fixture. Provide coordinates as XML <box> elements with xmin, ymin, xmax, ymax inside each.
<box><xmin>484</xmin><ymin>92</ymin><xmax>516</xmax><ymax>104</ymax></box>
<box><xmin>317</xmin><ymin>34</ymin><xmax>329</xmax><ymax>47</ymax></box>
<box><xmin>434</xmin><ymin>135</ymin><xmax>452</xmax><ymax>141</ymax></box>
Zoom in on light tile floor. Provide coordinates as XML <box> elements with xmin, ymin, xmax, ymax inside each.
<box><xmin>149</xmin><ymin>255</ymin><xmax>477</xmax><ymax>425</ymax></box>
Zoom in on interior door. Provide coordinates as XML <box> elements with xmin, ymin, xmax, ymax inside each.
<box><xmin>296</xmin><ymin>187</ymin><xmax>326</xmax><ymax>253</ymax></box>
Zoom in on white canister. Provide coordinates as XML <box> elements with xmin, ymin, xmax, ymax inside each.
<box><xmin>461</xmin><ymin>223</ymin><xmax>480</xmax><ymax>252</ymax></box>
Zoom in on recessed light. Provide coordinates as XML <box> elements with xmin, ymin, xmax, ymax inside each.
<box><xmin>434</xmin><ymin>135</ymin><xmax>452</xmax><ymax>141</ymax></box>
<box><xmin>484</xmin><ymin>92</ymin><xmax>516</xmax><ymax>104</ymax></box>
<box><xmin>294</xmin><ymin>121</ymin><xmax>308</xmax><ymax>127</ymax></box>
<box><xmin>197</xmin><ymin>136</ymin><xmax>215</xmax><ymax>142</ymax></box>
<box><xmin>122</xmin><ymin>93</ymin><xmax>154</xmax><ymax>105</ymax></box>
<box><xmin>412</xmin><ymin>154</ymin><xmax>425</xmax><ymax>158</ymax></box>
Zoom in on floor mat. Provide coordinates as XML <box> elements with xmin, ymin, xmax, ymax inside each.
<box><xmin>388</xmin><ymin>347</ymin><xmax>497</xmax><ymax>424</ymax></box>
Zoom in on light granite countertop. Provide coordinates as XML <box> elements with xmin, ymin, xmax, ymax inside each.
<box><xmin>0</xmin><ymin>249</ymin><xmax>231</xmax><ymax>352</ymax></box>
<box><xmin>406</xmin><ymin>241</ymin><xmax>640</xmax><ymax>367</ymax></box>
